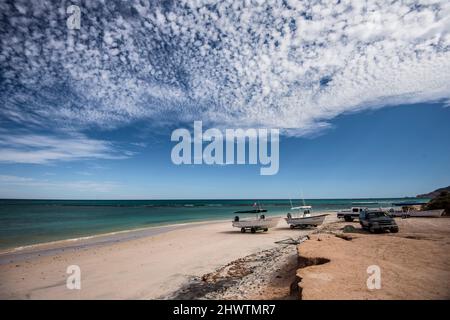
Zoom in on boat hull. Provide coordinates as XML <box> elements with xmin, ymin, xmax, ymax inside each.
<box><xmin>232</xmin><ymin>217</ymin><xmax>280</xmax><ymax>229</ymax></box>
<box><xmin>285</xmin><ymin>214</ymin><xmax>328</xmax><ymax>227</ymax></box>
<box><xmin>390</xmin><ymin>209</ymin><xmax>445</xmax><ymax>218</ymax></box>
<box><xmin>234</xmin><ymin>209</ymin><xmax>267</xmax><ymax>214</ymax></box>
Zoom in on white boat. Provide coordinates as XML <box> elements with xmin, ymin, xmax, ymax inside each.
<box><xmin>232</xmin><ymin>215</ymin><xmax>280</xmax><ymax>233</ymax></box>
<box><xmin>232</xmin><ymin>203</ymin><xmax>280</xmax><ymax>233</ymax></box>
<box><xmin>285</xmin><ymin>205</ymin><xmax>328</xmax><ymax>229</ymax></box>
<box><xmin>387</xmin><ymin>208</ymin><xmax>445</xmax><ymax>218</ymax></box>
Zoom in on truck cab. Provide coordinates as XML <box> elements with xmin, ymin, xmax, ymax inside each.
<box><xmin>359</xmin><ymin>210</ymin><xmax>399</xmax><ymax>233</ymax></box>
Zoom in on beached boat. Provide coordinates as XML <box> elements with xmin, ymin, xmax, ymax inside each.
<box><xmin>388</xmin><ymin>208</ymin><xmax>445</xmax><ymax>218</ymax></box>
<box><xmin>232</xmin><ymin>215</ymin><xmax>280</xmax><ymax>233</ymax></box>
<box><xmin>285</xmin><ymin>205</ymin><xmax>328</xmax><ymax>229</ymax></box>
<box><xmin>391</xmin><ymin>201</ymin><xmax>429</xmax><ymax>206</ymax></box>
<box><xmin>232</xmin><ymin>203</ymin><xmax>279</xmax><ymax>233</ymax></box>
<box><xmin>234</xmin><ymin>208</ymin><xmax>267</xmax><ymax>214</ymax></box>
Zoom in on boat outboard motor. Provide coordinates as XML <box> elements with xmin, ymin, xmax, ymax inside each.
<box><xmin>287</xmin><ymin>213</ymin><xmax>292</xmax><ymax>219</ymax></box>
<box><xmin>234</xmin><ymin>216</ymin><xmax>239</xmax><ymax>222</ymax></box>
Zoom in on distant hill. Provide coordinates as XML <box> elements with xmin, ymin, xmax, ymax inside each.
<box><xmin>417</xmin><ymin>186</ymin><xmax>450</xmax><ymax>199</ymax></box>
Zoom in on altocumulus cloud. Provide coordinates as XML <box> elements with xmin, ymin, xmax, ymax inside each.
<box><xmin>1</xmin><ymin>0</ymin><xmax>450</xmax><ymax>139</ymax></box>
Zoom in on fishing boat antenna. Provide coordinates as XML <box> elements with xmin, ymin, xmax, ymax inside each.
<box><xmin>301</xmin><ymin>190</ymin><xmax>306</xmax><ymax>206</ymax></box>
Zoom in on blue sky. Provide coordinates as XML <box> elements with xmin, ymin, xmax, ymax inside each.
<box><xmin>1</xmin><ymin>1</ymin><xmax>450</xmax><ymax>199</ymax></box>
<box><xmin>0</xmin><ymin>102</ymin><xmax>448</xmax><ymax>199</ymax></box>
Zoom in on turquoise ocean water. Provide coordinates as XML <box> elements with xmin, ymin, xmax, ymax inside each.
<box><xmin>0</xmin><ymin>198</ymin><xmax>421</xmax><ymax>250</ymax></box>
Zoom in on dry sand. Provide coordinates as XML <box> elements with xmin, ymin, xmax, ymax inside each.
<box><xmin>0</xmin><ymin>216</ymin><xmax>317</xmax><ymax>299</ymax></box>
<box><xmin>295</xmin><ymin>218</ymin><xmax>450</xmax><ymax>299</ymax></box>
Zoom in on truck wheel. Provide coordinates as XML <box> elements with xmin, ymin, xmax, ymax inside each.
<box><xmin>369</xmin><ymin>225</ymin><xmax>376</xmax><ymax>233</ymax></box>
<box><xmin>251</xmin><ymin>228</ymin><xmax>256</xmax><ymax>234</ymax></box>
<box><xmin>263</xmin><ymin>228</ymin><xmax>268</xmax><ymax>232</ymax></box>
<box><xmin>241</xmin><ymin>228</ymin><xmax>246</xmax><ymax>233</ymax></box>
<box><xmin>290</xmin><ymin>225</ymin><xmax>295</xmax><ymax>229</ymax></box>
<box><xmin>344</xmin><ymin>216</ymin><xmax>353</xmax><ymax>222</ymax></box>
<box><xmin>390</xmin><ymin>227</ymin><xmax>399</xmax><ymax>233</ymax></box>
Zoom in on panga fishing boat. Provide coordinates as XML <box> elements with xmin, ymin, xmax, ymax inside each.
<box><xmin>232</xmin><ymin>203</ymin><xmax>279</xmax><ymax>233</ymax></box>
<box><xmin>285</xmin><ymin>204</ymin><xmax>328</xmax><ymax>229</ymax></box>
<box><xmin>385</xmin><ymin>201</ymin><xmax>444</xmax><ymax>218</ymax></box>
<box><xmin>387</xmin><ymin>208</ymin><xmax>445</xmax><ymax>218</ymax></box>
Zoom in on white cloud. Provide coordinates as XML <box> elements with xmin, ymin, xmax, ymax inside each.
<box><xmin>0</xmin><ymin>175</ymin><xmax>120</xmax><ymax>194</ymax></box>
<box><xmin>0</xmin><ymin>175</ymin><xmax>34</xmax><ymax>183</ymax></box>
<box><xmin>0</xmin><ymin>0</ymin><xmax>449</xmax><ymax>137</ymax></box>
<box><xmin>0</xmin><ymin>131</ymin><xmax>131</xmax><ymax>164</ymax></box>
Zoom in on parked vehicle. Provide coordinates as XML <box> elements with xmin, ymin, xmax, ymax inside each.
<box><xmin>359</xmin><ymin>210</ymin><xmax>399</xmax><ymax>233</ymax></box>
<box><xmin>337</xmin><ymin>207</ymin><xmax>367</xmax><ymax>222</ymax></box>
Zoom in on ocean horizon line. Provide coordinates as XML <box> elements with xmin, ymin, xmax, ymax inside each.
<box><xmin>0</xmin><ymin>196</ymin><xmax>419</xmax><ymax>201</ymax></box>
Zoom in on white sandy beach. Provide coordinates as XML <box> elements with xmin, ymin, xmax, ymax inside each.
<box><xmin>0</xmin><ymin>216</ymin><xmax>320</xmax><ymax>299</ymax></box>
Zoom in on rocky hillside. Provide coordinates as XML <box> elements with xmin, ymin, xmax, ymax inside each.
<box><xmin>417</xmin><ymin>186</ymin><xmax>450</xmax><ymax>199</ymax></box>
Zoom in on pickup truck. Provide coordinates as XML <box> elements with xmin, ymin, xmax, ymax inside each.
<box><xmin>337</xmin><ymin>207</ymin><xmax>367</xmax><ymax>222</ymax></box>
<box><xmin>359</xmin><ymin>210</ymin><xmax>399</xmax><ymax>233</ymax></box>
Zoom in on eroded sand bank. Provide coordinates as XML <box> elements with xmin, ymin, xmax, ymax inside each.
<box><xmin>295</xmin><ymin>218</ymin><xmax>450</xmax><ymax>299</ymax></box>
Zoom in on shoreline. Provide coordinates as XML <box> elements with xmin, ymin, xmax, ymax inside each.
<box><xmin>0</xmin><ymin>218</ymin><xmax>238</xmax><ymax>265</ymax></box>
<box><xmin>0</xmin><ymin>212</ymin><xmax>294</xmax><ymax>257</ymax></box>
<box><xmin>0</xmin><ymin>214</ymin><xmax>295</xmax><ymax>255</ymax></box>
<box><xmin>0</xmin><ymin>219</ymin><xmax>230</xmax><ymax>255</ymax></box>
<box><xmin>1</xmin><ymin>214</ymin><xmax>269</xmax><ymax>255</ymax></box>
